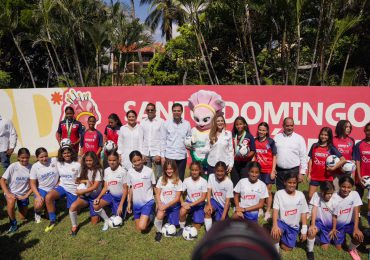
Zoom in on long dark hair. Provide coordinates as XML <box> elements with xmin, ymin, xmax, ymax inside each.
<box><xmin>57</xmin><ymin>146</ymin><xmax>77</xmax><ymax>162</ymax></box>
<box><xmin>232</xmin><ymin>116</ymin><xmax>250</xmax><ymax>136</ymax></box>
<box><xmin>108</xmin><ymin>113</ymin><xmax>122</xmax><ymax>127</ymax></box>
<box><xmin>335</xmin><ymin>120</ymin><xmax>352</xmax><ymax>138</ymax></box>
<box><xmin>317</xmin><ymin>127</ymin><xmax>334</xmax><ymax>147</ymax></box>
<box><xmin>79</xmin><ymin>152</ymin><xmax>103</xmax><ymax>182</ymax></box>
<box><xmin>256</xmin><ymin>122</ymin><xmax>270</xmax><ymax>138</ymax></box>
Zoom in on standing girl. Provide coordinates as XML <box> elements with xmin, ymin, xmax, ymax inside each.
<box><xmin>307</xmin><ymin>127</ymin><xmax>345</xmax><ymax>201</ymax></box>
<box><xmin>207</xmin><ymin>115</ymin><xmax>234</xmax><ymax>176</ymax></box>
<box><xmin>254</xmin><ymin>122</ymin><xmax>277</xmax><ymax>220</ymax></box>
<box><xmin>231</xmin><ymin>116</ymin><xmax>256</xmax><ymax>186</ymax></box>
<box><xmin>154</xmin><ymin>160</ymin><xmax>183</xmax><ymax>242</ymax></box>
<box><xmin>354</xmin><ymin>122</ymin><xmax>370</xmax><ymax>200</ymax></box>
<box><xmin>94</xmin><ymin>151</ymin><xmax>128</xmax><ymax>231</ymax></box>
<box><xmin>204</xmin><ymin>161</ymin><xmax>234</xmax><ymax>232</ymax></box>
<box><xmin>127</xmin><ymin>151</ymin><xmax>156</xmax><ymax>232</ymax></box>
<box><xmin>117</xmin><ymin>110</ymin><xmax>143</xmax><ymax>171</ymax></box>
<box><xmin>232</xmin><ymin>162</ymin><xmax>268</xmax><ymax>222</ymax></box>
<box><xmin>57</xmin><ymin>106</ymin><xmax>83</xmax><ymax>153</ymax></box>
<box><xmin>103</xmin><ymin>113</ymin><xmax>122</xmax><ymax>168</ymax></box>
<box><xmin>0</xmin><ymin>148</ymin><xmax>32</xmax><ymax>233</ymax></box>
<box><xmin>44</xmin><ymin>146</ymin><xmax>81</xmax><ymax>232</ymax></box>
<box><xmin>80</xmin><ymin>116</ymin><xmax>103</xmax><ymax>158</ymax></box>
<box><xmin>30</xmin><ymin>147</ymin><xmax>59</xmax><ymax>223</ymax></box>
<box><xmin>68</xmin><ymin>152</ymin><xmax>103</xmax><ymax>236</ymax></box>
<box><xmin>271</xmin><ymin>172</ymin><xmax>309</xmax><ymax>252</ymax></box>
<box><xmin>179</xmin><ymin>161</ymin><xmax>207</xmax><ymax>232</ymax></box>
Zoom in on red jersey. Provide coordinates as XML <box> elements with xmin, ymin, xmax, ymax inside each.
<box><xmin>354</xmin><ymin>140</ymin><xmax>370</xmax><ymax>177</ymax></box>
<box><xmin>81</xmin><ymin>129</ymin><xmax>103</xmax><ymax>155</ymax></box>
<box><xmin>57</xmin><ymin>119</ymin><xmax>83</xmax><ymax>152</ymax></box>
<box><xmin>104</xmin><ymin>125</ymin><xmax>120</xmax><ymax>144</ymax></box>
<box><xmin>308</xmin><ymin>143</ymin><xmax>342</xmax><ymax>181</ymax></box>
<box><xmin>333</xmin><ymin>136</ymin><xmax>355</xmax><ymax>160</ymax></box>
<box><xmin>254</xmin><ymin>137</ymin><xmax>277</xmax><ymax>174</ymax></box>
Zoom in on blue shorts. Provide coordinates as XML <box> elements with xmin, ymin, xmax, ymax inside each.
<box><xmin>243</xmin><ymin>211</ymin><xmax>258</xmax><ymax>222</ymax></box>
<box><xmin>210</xmin><ymin>198</ymin><xmax>225</xmax><ymax>221</ymax></box>
<box><xmin>81</xmin><ymin>196</ymin><xmax>98</xmax><ymax>217</ymax></box>
<box><xmin>4</xmin><ymin>194</ymin><xmax>29</xmax><ymax>208</ymax></box>
<box><xmin>165</xmin><ymin>203</ymin><xmax>180</xmax><ymax>226</ymax></box>
<box><xmin>309</xmin><ymin>180</ymin><xmax>326</xmax><ymax>187</ymax></box>
<box><xmin>316</xmin><ymin>220</ymin><xmax>332</xmax><ymax>244</ymax></box>
<box><xmin>34</xmin><ymin>188</ymin><xmax>48</xmax><ymax>199</ymax></box>
<box><xmin>277</xmin><ymin>219</ymin><xmax>299</xmax><ymax>249</ymax></box>
<box><xmin>101</xmin><ymin>193</ymin><xmax>127</xmax><ymax>218</ymax></box>
<box><xmin>259</xmin><ymin>173</ymin><xmax>275</xmax><ymax>185</ymax></box>
<box><xmin>334</xmin><ymin>223</ymin><xmax>354</xmax><ymax>245</ymax></box>
<box><xmin>133</xmin><ymin>199</ymin><xmax>155</xmax><ymax>220</ymax></box>
<box><xmin>54</xmin><ymin>186</ymin><xmax>77</xmax><ymax>208</ymax></box>
<box><xmin>186</xmin><ymin>200</ymin><xmax>205</xmax><ymax>224</ymax></box>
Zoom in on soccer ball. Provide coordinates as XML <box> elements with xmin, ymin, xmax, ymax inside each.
<box><xmin>238</xmin><ymin>144</ymin><xmax>249</xmax><ymax>156</ymax></box>
<box><xmin>184</xmin><ymin>136</ymin><xmax>193</xmax><ymax>148</ymax></box>
<box><xmin>60</xmin><ymin>138</ymin><xmax>71</xmax><ymax>148</ymax></box>
<box><xmin>341</xmin><ymin>161</ymin><xmax>356</xmax><ymax>174</ymax></box>
<box><xmin>109</xmin><ymin>215</ymin><xmax>123</xmax><ymax>228</ymax></box>
<box><xmin>326</xmin><ymin>155</ymin><xmax>340</xmax><ymax>167</ymax></box>
<box><xmin>182</xmin><ymin>226</ymin><xmax>198</xmax><ymax>241</ymax></box>
<box><xmin>104</xmin><ymin>140</ymin><xmax>116</xmax><ymax>152</ymax></box>
<box><xmin>77</xmin><ymin>183</ymin><xmax>90</xmax><ymax>197</ymax></box>
<box><xmin>161</xmin><ymin>223</ymin><xmax>177</xmax><ymax>237</ymax></box>
<box><xmin>361</xmin><ymin>176</ymin><xmax>370</xmax><ymax>189</ymax></box>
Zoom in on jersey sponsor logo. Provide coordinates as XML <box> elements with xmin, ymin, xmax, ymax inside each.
<box><xmin>285</xmin><ymin>209</ymin><xmax>297</xmax><ymax>216</ymax></box>
<box><xmin>134</xmin><ymin>182</ymin><xmax>143</xmax><ymax>189</ymax></box>
<box><xmin>256</xmin><ymin>149</ymin><xmax>268</xmax><ymax>154</ymax></box>
<box><xmin>315</xmin><ymin>152</ymin><xmax>328</xmax><ymax>158</ymax></box>
<box><xmin>192</xmin><ymin>192</ymin><xmax>201</xmax><ymax>198</ymax></box>
<box><xmin>214</xmin><ymin>191</ymin><xmax>223</xmax><ymax>196</ymax></box>
<box><xmin>323</xmin><ymin>208</ymin><xmax>329</xmax><ymax>212</ymax></box>
<box><xmin>340</xmin><ymin>208</ymin><xmax>351</xmax><ymax>214</ymax></box>
<box><xmin>362</xmin><ymin>156</ymin><xmax>370</xmax><ymax>163</ymax></box>
<box><xmin>164</xmin><ymin>191</ymin><xmax>173</xmax><ymax>196</ymax></box>
<box><xmin>108</xmin><ymin>181</ymin><xmax>118</xmax><ymax>186</ymax></box>
<box><xmin>242</xmin><ymin>194</ymin><xmax>256</xmax><ymax>200</ymax></box>
<box><xmin>362</xmin><ymin>151</ymin><xmax>370</xmax><ymax>155</ymax></box>
<box><xmin>314</xmin><ymin>157</ymin><xmax>326</xmax><ymax>166</ymax></box>
<box><xmin>15</xmin><ymin>176</ymin><xmax>29</xmax><ymax>181</ymax></box>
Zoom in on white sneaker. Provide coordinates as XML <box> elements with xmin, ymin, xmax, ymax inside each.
<box><xmin>35</xmin><ymin>213</ymin><xmax>41</xmax><ymax>224</ymax></box>
<box><xmin>102</xmin><ymin>221</ymin><xmax>109</xmax><ymax>231</ymax></box>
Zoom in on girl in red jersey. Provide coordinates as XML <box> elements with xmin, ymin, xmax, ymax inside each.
<box><xmin>254</xmin><ymin>122</ymin><xmax>277</xmax><ymax>221</ymax></box>
<box><xmin>307</xmin><ymin>127</ymin><xmax>345</xmax><ymax>201</ymax></box>
<box><xmin>103</xmin><ymin>113</ymin><xmax>122</xmax><ymax>168</ymax></box>
<box><xmin>57</xmin><ymin>106</ymin><xmax>83</xmax><ymax>153</ymax></box>
<box><xmin>80</xmin><ymin>116</ymin><xmax>103</xmax><ymax>158</ymax></box>
<box><xmin>354</xmin><ymin>122</ymin><xmax>370</xmax><ymax>200</ymax></box>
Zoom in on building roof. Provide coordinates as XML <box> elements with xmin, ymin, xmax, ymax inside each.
<box><xmin>119</xmin><ymin>42</ymin><xmax>164</xmax><ymax>53</ymax></box>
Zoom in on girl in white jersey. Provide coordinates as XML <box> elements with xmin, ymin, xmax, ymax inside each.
<box><xmin>68</xmin><ymin>152</ymin><xmax>103</xmax><ymax>236</ymax></box>
<box><xmin>30</xmin><ymin>147</ymin><xmax>59</xmax><ymax>224</ymax></box>
<box><xmin>127</xmin><ymin>151</ymin><xmax>156</xmax><ymax>232</ymax></box>
<box><xmin>271</xmin><ymin>172</ymin><xmax>308</xmax><ymax>252</ymax></box>
<box><xmin>94</xmin><ymin>151</ymin><xmax>128</xmax><ymax>231</ymax></box>
<box><xmin>331</xmin><ymin>176</ymin><xmax>363</xmax><ymax>260</ymax></box>
<box><xmin>1</xmin><ymin>148</ymin><xmax>32</xmax><ymax>233</ymax></box>
<box><xmin>44</xmin><ymin>146</ymin><xmax>81</xmax><ymax>232</ymax></box>
<box><xmin>232</xmin><ymin>162</ymin><xmax>268</xmax><ymax>222</ymax></box>
<box><xmin>204</xmin><ymin>161</ymin><xmax>234</xmax><ymax>232</ymax></box>
<box><xmin>154</xmin><ymin>159</ymin><xmax>183</xmax><ymax>242</ymax></box>
<box><xmin>179</xmin><ymin>161</ymin><xmax>207</xmax><ymax>233</ymax></box>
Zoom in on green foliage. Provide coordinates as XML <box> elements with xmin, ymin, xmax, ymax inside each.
<box><xmin>0</xmin><ymin>70</ymin><xmax>11</xmax><ymax>87</ymax></box>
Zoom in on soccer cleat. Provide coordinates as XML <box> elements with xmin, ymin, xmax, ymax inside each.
<box><xmin>306</xmin><ymin>251</ymin><xmax>314</xmax><ymax>260</ymax></box>
<box><xmin>44</xmin><ymin>222</ymin><xmax>55</xmax><ymax>232</ymax></box>
<box><xmin>349</xmin><ymin>249</ymin><xmax>361</xmax><ymax>260</ymax></box>
<box><xmin>7</xmin><ymin>224</ymin><xmax>18</xmax><ymax>234</ymax></box>
<box><xmin>35</xmin><ymin>213</ymin><xmax>41</xmax><ymax>224</ymax></box>
<box><xmin>264</xmin><ymin>211</ymin><xmax>271</xmax><ymax>221</ymax></box>
<box><xmin>155</xmin><ymin>232</ymin><xmax>162</xmax><ymax>242</ymax></box>
<box><xmin>102</xmin><ymin>221</ymin><xmax>109</xmax><ymax>232</ymax></box>
<box><xmin>176</xmin><ymin>228</ymin><xmax>184</xmax><ymax>237</ymax></box>
<box><xmin>70</xmin><ymin>226</ymin><xmax>78</xmax><ymax>237</ymax></box>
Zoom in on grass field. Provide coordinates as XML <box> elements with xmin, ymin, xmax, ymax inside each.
<box><xmin>0</xmin><ymin>156</ymin><xmax>368</xmax><ymax>259</ymax></box>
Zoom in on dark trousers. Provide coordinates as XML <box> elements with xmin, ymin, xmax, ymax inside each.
<box><xmin>231</xmin><ymin>161</ymin><xmax>250</xmax><ymax>187</ymax></box>
<box><xmin>170</xmin><ymin>158</ymin><xmax>187</xmax><ymax>181</ymax></box>
<box><xmin>276</xmin><ymin>166</ymin><xmax>300</xmax><ymax>190</ymax></box>
<box><xmin>0</xmin><ymin>151</ymin><xmax>10</xmax><ymax>172</ymax></box>
<box><xmin>356</xmin><ymin>184</ymin><xmax>365</xmax><ymax>199</ymax></box>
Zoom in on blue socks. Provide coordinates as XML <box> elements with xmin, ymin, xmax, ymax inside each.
<box><xmin>49</xmin><ymin>212</ymin><xmax>56</xmax><ymax>223</ymax></box>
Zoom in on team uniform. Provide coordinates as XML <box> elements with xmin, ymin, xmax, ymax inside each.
<box><xmin>2</xmin><ymin>162</ymin><xmax>32</xmax><ymax>207</ymax></box>
<box><xmin>30</xmin><ymin>158</ymin><xmax>59</xmax><ymax>198</ymax></box>
<box><xmin>333</xmin><ymin>137</ymin><xmax>355</xmax><ymax>161</ymax></box>
<box><xmin>101</xmin><ymin>166</ymin><xmax>127</xmax><ymax>216</ymax></box>
<box><xmin>273</xmin><ymin>190</ymin><xmax>309</xmax><ymax>248</ymax></box>
<box><xmin>354</xmin><ymin>140</ymin><xmax>370</xmax><ymax>182</ymax></box>
<box><xmin>331</xmin><ymin>191</ymin><xmax>362</xmax><ymax>245</ymax></box>
<box><xmin>156</xmin><ymin>177</ymin><xmax>183</xmax><ymax>225</ymax></box>
<box><xmin>309</xmin><ymin>192</ymin><xmax>334</xmax><ymax>244</ymax></box>
<box><xmin>308</xmin><ymin>144</ymin><xmax>342</xmax><ymax>186</ymax></box>
<box><xmin>234</xmin><ymin>178</ymin><xmax>269</xmax><ymax>222</ymax></box>
<box><xmin>207</xmin><ymin>174</ymin><xmax>234</xmax><ymax>221</ymax></box>
<box><xmin>57</xmin><ymin>119</ymin><xmax>83</xmax><ymax>152</ymax></box>
<box><xmin>80</xmin><ymin>169</ymin><xmax>103</xmax><ymax>217</ymax></box>
<box><xmin>80</xmin><ymin>129</ymin><xmax>103</xmax><ymax>156</ymax></box>
<box><xmin>255</xmin><ymin>137</ymin><xmax>277</xmax><ymax>184</ymax></box>
<box><xmin>182</xmin><ymin>177</ymin><xmax>208</xmax><ymax>224</ymax></box>
<box><xmin>104</xmin><ymin>125</ymin><xmax>120</xmax><ymax>145</ymax></box>
<box><xmin>127</xmin><ymin>166</ymin><xmax>156</xmax><ymax>219</ymax></box>
<box><xmin>54</xmin><ymin>161</ymin><xmax>81</xmax><ymax>208</ymax></box>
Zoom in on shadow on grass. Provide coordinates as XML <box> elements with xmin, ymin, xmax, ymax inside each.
<box><xmin>0</xmin><ymin>230</ymin><xmax>39</xmax><ymax>259</ymax></box>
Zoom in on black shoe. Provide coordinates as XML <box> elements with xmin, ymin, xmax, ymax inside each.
<box><xmin>155</xmin><ymin>232</ymin><xmax>162</xmax><ymax>242</ymax></box>
<box><xmin>70</xmin><ymin>226</ymin><xmax>78</xmax><ymax>237</ymax></box>
<box><xmin>306</xmin><ymin>251</ymin><xmax>314</xmax><ymax>260</ymax></box>
<box><xmin>176</xmin><ymin>228</ymin><xmax>183</xmax><ymax>237</ymax></box>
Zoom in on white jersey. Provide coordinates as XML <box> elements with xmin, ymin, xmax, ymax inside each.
<box><xmin>207</xmin><ymin>174</ymin><xmax>233</xmax><ymax>207</ymax></box>
<box><xmin>30</xmin><ymin>158</ymin><xmax>59</xmax><ymax>192</ymax></box>
<box><xmin>332</xmin><ymin>191</ymin><xmax>362</xmax><ymax>228</ymax></box>
<box><xmin>2</xmin><ymin>162</ymin><xmax>31</xmax><ymax>196</ymax></box>
<box><xmin>84</xmin><ymin>169</ymin><xmax>103</xmax><ymax>198</ymax></box>
<box><xmin>183</xmin><ymin>177</ymin><xmax>208</xmax><ymax>203</ymax></box>
<box><xmin>104</xmin><ymin>166</ymin><xmax>127</xmax><ymax>198</ymax></box>
<box><xmin>273</xmin><ymin>189</ymin><xmax>308</xmax><ymax>228</ymax></box>
<box><xmin>234</xmin><ymin>178</ymin><xmax>268</xmax><ymax>209</ymax></box>
<box><xmin>127</xmin><ymin>165</ymin><xmax>156</xmax><ymax>207</ymax></box>
<box><xmin>156</xmin><ymin>177</ymin><xmax>182</xmax><ymax>205</ymax></box>
<box><xmin>57</xmin><ymin>161</ymin><xmax>81</xmax><ymax>195</ymax></box>
<box><xmin>309</xmin><ymin>192</ymin><xmax>334</xmax><ymax>227</ymax></box>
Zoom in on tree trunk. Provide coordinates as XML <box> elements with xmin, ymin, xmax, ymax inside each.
<box><xmin>199</xmin><ymin>31</ymin><xmax>219</xmax><ymax>85</ymax></box>
<box><xmin>246</xmin><ymin>7</ymin><xmax>260</xmax><ymax>85</ymax></box>
<box><xmin>232</xmin><ymin>11</ymin><xmax>248</xmax><ymax>85</ymax></box>
<box><xmin>45</xmin><ymin>43</ymin><xmax>60</xmax><ymax>84</ymax></box>
<box><xmin>138</xmin><ymin>50</ymin><xmax>146</xmax><ymax>85</ymax></box>
<box><xmin>130</xmin><ymin>0</ymin><xmax>135</xmax><ymax>19</ymax></box>
<box><xmin>96</xmin><ymin>49</ymin><xmax>100</xmax><ymax>86</ymax></box>
<box><xmin>294</xmin><ymin>23</ymin><xmax>301</xmax><ymax>85</ymax></box>
<box><xmin>340</xmin><ymin>45</ymin><xmax>352</xmax><ymax>86</ymax></box>
<box><xmin>72</xmin><ymin>39</ymin><xmax>85</xmax><ymax>86</ymax></box>
<box><xmin>195</xmin><ymin>32</ymin><xmax>214</xmax><ymax>85</ymax></box>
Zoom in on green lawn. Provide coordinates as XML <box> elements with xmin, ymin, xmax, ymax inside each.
<box><xmin>0</xmin><ymin>156</ymin><xmax>368</xmax><ymax>259</ymax></box>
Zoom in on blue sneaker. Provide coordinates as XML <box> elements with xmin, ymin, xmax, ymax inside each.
<box><xmin>7</xmin><ymin>224</ymin><xmax>18</xmax><ymax>234</ymax></box>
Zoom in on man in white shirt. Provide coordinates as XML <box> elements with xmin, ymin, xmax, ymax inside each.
<box><xmin>141</xmin><ymin>103</ymin><xmax>164</xmax><ymax>180</ymax></box>
<box><xmin>274</xmin><ymin>117</ymin><xmax>307</xmax><ymax>190</ymax></box>
<box><xmin>0</xmin><ymin>115</ymin><xmax>17</xmax><ymax>171</ymax></box>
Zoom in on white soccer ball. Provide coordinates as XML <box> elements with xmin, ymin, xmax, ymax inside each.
<box><xmin>341</xmin><ymin>161</ymin><xmax>356</xmax><ymax>174</ymax></box>
<box><xmin>326</xmin><ymin>155</ymin><xmax>340</xmax><ymax>167</ymax></box>
<box><xmin>77</xmin><ymin>183</ymin><xmax>90</xmax><ymax>197</ymax></box>
<box><xmin>60</xmin><ymin>138</ymin><xmax>72</xmax><ymax>148</ymax></box>
<box><xmin>109</xmin><ymin>215</ymin><xmax>123</xmax><ymax>228</ymax></box>
<box><xmin>361</xmin><ymin>176</ymin><xmax>370</xmax><ymax>189</ymax></box>
<box><xmin>182</xmin><ymin>226</ymin><xmax>198</xmax><ymax>241</ymax></box>
<box><xmin>238</xmin><ymin>143</ymin><xmax>249</xmax><ymax>156</ymax></box>
<box><xmin>184</xmin><ymin>136</ymin><xmax>193</xmax><ymax>148</ymax></box>
<box><xmin>161</xmin><ymin>223</ymin><xmax>177</xmax><ymax>237</ymax></box>
<box><xmin>104</xmin><ymin>140</ymin><xmax>116</xmax><ymax>152</ymax></box>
